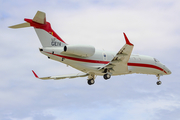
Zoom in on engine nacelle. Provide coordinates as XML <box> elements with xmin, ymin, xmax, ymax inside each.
<box><xmin>63</xmin><ymin>45</ymin><xmax>95</xmax><ymax>57</ymax></box>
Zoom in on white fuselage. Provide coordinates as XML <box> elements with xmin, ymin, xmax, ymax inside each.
<box><xmin>40</xmin><ymin>47</ymin><xmax>171</xmax><ymax>76</ymax></box>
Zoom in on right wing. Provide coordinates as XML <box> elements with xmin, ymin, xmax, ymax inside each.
<box><xmin>32</xmin><ymin>70</ymin><xmax>88</xmax><ymax>80</ymax></box>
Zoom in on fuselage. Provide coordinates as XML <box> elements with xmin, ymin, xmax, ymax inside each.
<box><xmin>40</xmin><ymin>47</ymin><xmax>171</xmax><ymax>76</ymax></box>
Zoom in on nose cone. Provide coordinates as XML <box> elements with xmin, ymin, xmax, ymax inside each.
<box><xmin>167</xmin><ymin>69</ymin><xmax>172</xmax><ymax>75</ymax></box>
<box><xmin>165</xmin><ymin>67</ymin><xmax>172</xmax><ymax>75</ymax></box>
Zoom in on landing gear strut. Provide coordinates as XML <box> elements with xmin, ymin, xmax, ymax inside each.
<box><xmin>156</xmin><ymin>74</ymin><xmax>162</xmax><ymax>85</ymax></box>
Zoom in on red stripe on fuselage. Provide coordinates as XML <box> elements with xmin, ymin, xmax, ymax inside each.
<box><xmin>128</xmin><ymin>63</ymin><xmax>167</xmax><ymax>74</ymax></box>
<box><xmin>45</xmin><ymin>52</ymin><xmax>167</xmax><ymax>74</ymax></box>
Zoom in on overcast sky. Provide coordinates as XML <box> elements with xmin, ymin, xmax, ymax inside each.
<box><xmin>0</xmin><ymin>0</ymin><xmax>180</xmax><ymax>120</ymax></box>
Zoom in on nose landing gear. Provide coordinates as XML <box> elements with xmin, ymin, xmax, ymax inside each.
<box><xmin>156</xmin><ymin>74</ymin><xmax>162</xmax><ymax>85</ymax></box>
<box><xmin>156</xmin><ymin>81</ymin><xmax>162</xmax><ymax>85</ymax></box>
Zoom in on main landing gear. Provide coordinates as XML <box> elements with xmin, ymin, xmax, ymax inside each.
<box><xmin>103</xmin><ymin>68</ymin><xmax>112</xmax><ymax>80</ymax></box>
<box><xmin>87</xmin><ymin>72</ymin><xmax>111</xmax><ymax>85</ymax></box>
<box><xmin>103</xmin><ymin>73</ymin><xmax>111</xmax><ymax>80</ymax></box>
<box><xmin>156</xmin><ymin>74</ymin><xmax>162</xmax><ymax>85</ymax></box>
<box><xmin>87</xmin><ymin>78</ymin><xmax>95</xmax><ymax>85</ymax></box>
<box><xmin>87</xmin><ymin>74</ymin><xmax>96</xmax><ymax>85</ymax></box>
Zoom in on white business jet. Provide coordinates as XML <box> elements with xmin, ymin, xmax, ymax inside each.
<box><xmin>9</xmin><ymin>11</ymin><xmax>171</xmax><ymax>85</ymax></box>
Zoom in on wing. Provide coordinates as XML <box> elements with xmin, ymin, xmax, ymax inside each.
<box><xmin>101</xmin><ymin>33</ymin><xmax>134</xmax><ymax>74</ymax></box>
<box><xmin>32</xmin><ymin>70</ymin><xmax>88</xmax><ymax>80</ymax></box>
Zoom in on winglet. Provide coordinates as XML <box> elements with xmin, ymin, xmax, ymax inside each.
<box><xmin>32</xmin><ymin>70</ymin><xmax>39</xmax><ymax>78</ymax></box>
<box><xmin>123</xmin><ymin>33</ymin><xmax>133</xmax><ymax>46</ymax></box>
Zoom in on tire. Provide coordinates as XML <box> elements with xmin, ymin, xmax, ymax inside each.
<box><xmin>103</xmin><ymin>73</ymin><xmax>111</xmax><ymax>80</ymax></box>
<box><xmin>88</xmin><ymin>79</ymin><xmax>95</xmax><ymax>85</ymax></box>
<box><xmin>156</xmin><ymin>81</ymin><xmax>162</xmax><ymax>85</ymax></box>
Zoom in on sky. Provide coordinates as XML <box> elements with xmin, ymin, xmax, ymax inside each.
<box><xmin>0</xmin><ymin>0</ymin><xmax>180</xmax><ymax>120</ymax></box>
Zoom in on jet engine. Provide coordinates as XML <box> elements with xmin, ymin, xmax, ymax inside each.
<box><xmin>63</xmin><ymin>45</ymin><xmax>95</xmax><ymax>57</ymax></box>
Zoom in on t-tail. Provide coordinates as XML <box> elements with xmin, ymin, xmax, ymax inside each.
<box><xmin>9</xmin><ymin>11</ymin><xmax>67</xmax><ymax>47</ymax></box>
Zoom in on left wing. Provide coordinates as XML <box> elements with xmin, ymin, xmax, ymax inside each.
<box><xmin>32</xmin><ymin>70</ymin><xmax>88</xmax><ymax>80</ymax></box>
<box><xmin>100</xmin><ymin>33</ymin><xmax>134</xmax><ymax>74</ymax></box>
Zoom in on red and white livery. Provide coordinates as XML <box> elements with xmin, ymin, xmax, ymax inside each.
<box><xmin>9</xmin><ymin>11</ymin><xmax>171</xmax><ymax>85</ymax></box>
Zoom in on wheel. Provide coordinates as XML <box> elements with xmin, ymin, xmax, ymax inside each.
<box><xmin>103</xmin><ymin>73</ymin><xmax>111</xmax><ymax>80</ymax></box>
<box><xmin>88</xmin><ymin>79</ymin><xmax>95</xmax><ymax>85</ymax></box>
<box><xmin>156</xmin><ymin>81</ymin><xmax>162</xmax><ymax>85</ymax></box>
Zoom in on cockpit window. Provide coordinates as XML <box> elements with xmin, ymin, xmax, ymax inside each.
<box><xmin>154</xmin><ymin>58</ymin><xmax>159</xmax><ymax>62</ymax></box>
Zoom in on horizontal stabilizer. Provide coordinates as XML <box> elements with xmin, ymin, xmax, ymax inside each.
<box><xmin>33</xmin><ymin>11</ymin><xmax>46</xmax><ymax>24</ymax></box>
<box><xmin>9</xmin><ymin>22</ymin><xmax>30</xmax><ymax>29</ymax></box>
